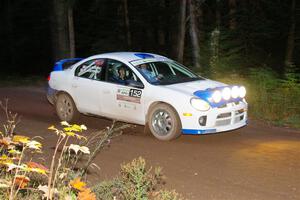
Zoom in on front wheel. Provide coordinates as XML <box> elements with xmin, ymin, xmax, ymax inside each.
<box><xmin>147</xmin><ymin>103</ymin><xmax>181</xmax><ymax>141</ymax></box>
<box><xmin>55</xmin><ymin>93</ymin><xmax>79</xmax><ymax>122</ymax></box>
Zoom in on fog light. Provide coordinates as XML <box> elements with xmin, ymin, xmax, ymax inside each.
<box><xmin>199</xmin><ymin>116</ymin><xmax>207</xmax><ymax>126</ymax></box>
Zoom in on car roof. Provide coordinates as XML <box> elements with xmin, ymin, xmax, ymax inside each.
<box><xmin>86</xmin><ymin>52</ymin><xmax>170</xmax><ymax>64</ymax></box>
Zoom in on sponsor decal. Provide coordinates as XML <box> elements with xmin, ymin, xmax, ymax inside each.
<box><xmin>117</xmin><ymin>88</ymin><xmax>142</xmax><ymax>104</ymax></box>
<box><xmin>130</xmin><ymin>57</ymin><xmax>167</xmax><ymax>66</ymax></box>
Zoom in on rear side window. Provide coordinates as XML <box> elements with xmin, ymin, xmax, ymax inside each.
<box><xmin>75</xmin><ymin>59</ymin><xmax>105</xmax><ymax>81</ymax></box>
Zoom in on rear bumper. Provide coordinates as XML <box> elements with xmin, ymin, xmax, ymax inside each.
<box><xmin>46</xmin><ymin>86</ymin><xmax>57</xmax><ymax>104</ymax></box>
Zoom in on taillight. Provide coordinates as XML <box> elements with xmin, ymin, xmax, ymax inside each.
<box><xmin>47</xmin><ymin>75</ymin><xmax>51</xmax><ymax>81</ymax></box>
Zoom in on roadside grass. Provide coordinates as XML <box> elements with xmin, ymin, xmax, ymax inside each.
<box><xmin>0</xmin><ymin>75</ymin><xmax>46</xmax><ymax>87</ymax></box>
<box><xmin>212</xmin><ymin>68</ymin><xmax>300</xmax><ymax>129</ymax></box>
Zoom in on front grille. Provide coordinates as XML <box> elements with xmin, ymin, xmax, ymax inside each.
<box><xmin>234</xmin><ymin>115</ymin><xmax>244</xmax><ymax>123</ymax></box>
<box><xmin>217</xmin><ymin>112</ymin><xmax>231</xmax><ymax>119</ymax></box>
<box><xmin>216</xmin><ymin>119</ymin><xmax>231</xmax><ymax>126</ymax></box>
<box><xmin>215</xmin><ymin>106</ymin><xmax>245</xmax><ymax>127</ymax></box>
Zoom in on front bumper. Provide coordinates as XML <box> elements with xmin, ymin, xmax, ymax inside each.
<box><xmin>181</xmin><ymin>100</ymin><xmax>248</xmax><ymax>135</ymax></box>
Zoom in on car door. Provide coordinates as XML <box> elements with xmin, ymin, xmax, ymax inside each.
<box><xmin>70</xmin><ymin>58</ymin><xmax>105</xmax><ymax>115</ymax></box>
<box><xmin>100</xmin><ymin>59</ymin><xmax>145</xmax><ymax>124</ymax></box>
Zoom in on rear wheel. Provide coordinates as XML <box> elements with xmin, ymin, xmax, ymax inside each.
<box><xmin>147</xmin><ymin>103</ymin><xmax>181</xmax><ymax>141</ymax></box>
<box><xmin>55</xmin><ymin>93</ymin><xmax>79</xmax><ymax>122</ymax></box>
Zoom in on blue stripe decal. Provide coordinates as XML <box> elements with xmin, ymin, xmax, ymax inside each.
<box><xmin>134</xmin><ymin>53</ymin><xmax>155</xmax><ymax>59</ymax></box>
<box><xmin>53</xmin><ymin>58</ymin><xmax>84</xmax><ymax>71</ymax></box>
<box><xmin>182</xmin><ymin>129</ymin><xmax>217</xmax><ymax>135</ymax></box>
<box><xmin>193</xmin><ymin>86</ymin><xmax>242</xmax><ymax>108</ymax></box>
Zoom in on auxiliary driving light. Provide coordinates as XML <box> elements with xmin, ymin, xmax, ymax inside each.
<box><xmin>231</xmin><ymin>86</ymin><xmax>240</xmax><ymax>98</ymax></box>
<box><xmin>212</xmin><ymin>90</ymin><xmax>222</xmax><ymax>103</ymax></box>
<box><xmin>239</xmin><ymin>86</ymin><xmax>246</xmax><ymax>98</ymax></box>
<box><xmin>222</xmin><ymin>87</ymin><xmax>231</xmax><ymax>100</ymax></box>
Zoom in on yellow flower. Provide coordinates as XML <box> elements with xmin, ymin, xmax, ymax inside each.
<box><xmin>65</xmin><ymin>131</ymin><xmax>75</xmax><ymax>136</ymax></box>
<box><xmin>64</xmin><ymin>124</ymin><xmax>82</xmax><ymax>132</ymax></box>
<box><xmin>13</xmin><ymin>135</ymin><xmax>30</xmax><ymax>144</ymax></box>
<box><xmin>26</xmin><ymin>162</ymin><xmax>49</xmax><ymax>175</ymax></box>
<box><xmin>8</xmin><ymin>149</ymin><xmax>21</xmax><ymax>155</ymax></box>
<box><xmin>0</xmin><ymin>155</ymin><xmax>11</xmax><ymax>165</ymax></box>
<box><xmin>70</xmin><ymin>177</ymin><xmax>86</xmax><ymax>191</ymax></box>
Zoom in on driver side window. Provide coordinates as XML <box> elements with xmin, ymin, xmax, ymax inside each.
<box><xmin>105</xmin><ymin>59</ymin><xmax>143</xmax><ymax>87</ymax></box>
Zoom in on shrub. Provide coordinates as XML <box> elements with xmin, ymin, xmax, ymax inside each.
<box><xmin>214</xmin><ymin>67</ymin><xmax>300</xmax><ymax>128</ymax></box>
<box><xmin>93</xmin><ymin>157</ymin><xmax>183</xmax><ymax>200</ymax></box>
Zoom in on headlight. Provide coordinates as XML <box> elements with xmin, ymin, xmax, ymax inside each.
<box><xmin>222</xmin><ymin>87</ymin><xmax>231</xmax><ymax>100</ymax></box>
<box><xmin>212</xmin><ymin>90</ymin><xmax>222</xmax><ymax>103</ymax></box>
<box><xmin>239</xmin><ymin>86</ymin><xmax>246</xmax><ymax>98</ymax></box>
<box><xmin>190</xmin><ymin>98</ymin><xmax>210</xmax><ymax>111</ymax></box>
<box><xmin>231</xmin><ymin>86</ymin><xmax>240</xmax><ymax>98</ymax></box>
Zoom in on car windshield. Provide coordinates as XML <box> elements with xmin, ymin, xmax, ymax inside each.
<box><xmin>134</xmin><ymin>61</ymin><xmax>203</xmax><ymax>85</ymax></box>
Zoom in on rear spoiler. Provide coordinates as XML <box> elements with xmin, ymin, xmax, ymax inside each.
<box><xmin>53</xmin><ymin>58</ymin><xmax>84</xmax><ymax>71</ymax></box>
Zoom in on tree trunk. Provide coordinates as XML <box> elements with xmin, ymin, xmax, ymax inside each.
<box><xmin>6</xmin><ymin>0</ymin><xmax>15</xmax><ymax>68</ymax></box>
<box><xmin>68</xmin><ymin>6</ymin><xmax>76</xmax><ymax>58</ymax></box>
<box><xmin>228</xmin><ymin>0</ymin><xmax>237</xmax><ymax>30</ymax></box>
<box><xmin>285</xmin><ymin>0</ymin><xmax>296</xmax><ymax>66</ymax></box>
<box><xmin>51</xmin><ymin>0</ymin><xmax>70</xmax><ymax>60</ymax></box>
<box><xmin>123</xmin><ymin>0</ymin><xmax>131</xmax><ymax>49</ymax></box>
<box><xmin>216</xmin><ymin>0</ymin><xmax>221</xmax><ymax>29</ymax></box>
<box><xmin>157</xmin><ymin>0</ymin><xmax>166</xmax><ymax>49</ymax></box>
<box><xmin>188</xmin><ymin>0</ymin><xmax>201</xmax><ymax>69</ymax></box>
<box><xmin>176</xmin><ymin>0</ymin><xmax>187</xmax><ymax>63</ymax></box>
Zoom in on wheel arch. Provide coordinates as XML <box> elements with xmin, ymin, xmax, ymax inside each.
<box><xmin>146</xmin><ymin>101</ymin><xmax>181</xmax><ymax>125</ymax></box>
<box><xmin>55</xmin><ymin>90</ymin><xmax>76</xmax><ymax>105</ymax></box>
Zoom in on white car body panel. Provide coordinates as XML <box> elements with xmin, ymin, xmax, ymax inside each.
<box><xmin>48</xmin><ymin>52</ymin><xmax>248</xmax><ymax>135</ymax></box>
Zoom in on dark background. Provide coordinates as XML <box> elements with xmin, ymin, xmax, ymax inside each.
<box><xmin>0</xmin><ymin>0</ymin><xmax>299</xmax><ymax>77</ymax></box>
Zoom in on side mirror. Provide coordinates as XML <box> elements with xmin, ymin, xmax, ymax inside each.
<box><xmin>127</xmin><ymin>80</ymin><xmax>144</xmax><ymax>89</ymax></box>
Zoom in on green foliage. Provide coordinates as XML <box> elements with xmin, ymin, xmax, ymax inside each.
<box><xmin>214</xmin><ymin>67</ymin><xmax>300</xmax><ymax>128</ymax></box>
<box><xmin>93</xmin><ymin>157</ymin><xmax>183</xmax><ymax>200</ymax></box>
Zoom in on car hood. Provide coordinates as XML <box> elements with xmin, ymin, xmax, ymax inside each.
<box><xmin>163</xmin><ymin>79</ymin><xmax>226</xmax><ymax>96</ymax></box>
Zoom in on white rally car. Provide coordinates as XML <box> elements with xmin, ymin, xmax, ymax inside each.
<box><xmin>47</xmin><ymin>52</ymin><xmax>247</xmax><ymax>140</ymax></box>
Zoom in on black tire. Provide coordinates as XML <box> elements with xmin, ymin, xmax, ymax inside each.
<box><xmin>147</xmin><ymin>103</ymin><xmax>181</xmax><ymax>141</ymax></box>
<box><xmin>55</xmin><ymin>93</ymin><xmax>80</xmax><ymax>122</ymax></box>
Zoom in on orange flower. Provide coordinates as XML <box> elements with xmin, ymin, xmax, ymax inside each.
<box><xmin>70</xmin><ymin>177</ymin><xmax>86</xmax><ymax>191</ymax></box>
<box><xmin>78</xmin><ymin>188</ymin><xmax>96</xmax><ymax>200</ymax></box>
<box><xmin>15</xmin><ymin>175</ymin><xmax>30</xmax><ymax>189</ymax></box>
<box><xmin>26</xmin><ymin>161</ymin><xmax>49</xmax><ymax>175</ymax></box>
<box><xmin>0</xmin><ymin>137</ymin><xmax>11</xmax><ymax>146</ymax></box>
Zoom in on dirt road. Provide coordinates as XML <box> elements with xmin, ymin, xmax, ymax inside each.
<box><xmin>0</xmin><ymin>86</ymin><xmax>299</xmax><ymax>200</ymax></box>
